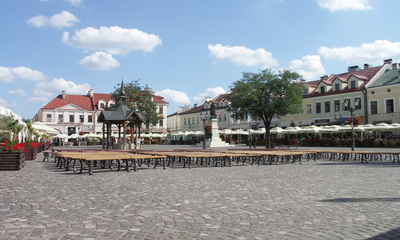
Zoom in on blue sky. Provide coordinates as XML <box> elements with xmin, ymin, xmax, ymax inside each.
<box><xmin>1</xmin><ymin>0</ymin><xmax>399</xmax><ymax>119</ymax></box>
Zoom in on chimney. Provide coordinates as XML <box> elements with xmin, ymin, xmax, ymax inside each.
<box><xmin>88</xmin><ymin>88</ymin><xmax>94</xmax><ymax>97</ymax></box>
<box><xmin>205</xmin><ymin>97</ymin><xmax>212</xmax><ymax>102</ymax></box>
<box><xmin>348</xmin><ymin>65</ymin><xmax>359</xmax><ymax>72</ymax></box>
<box><xmin>62</xmin><ymin>90</ymin><xmax>66</xmax><ymax>99</ymax></box>
<box><xmin>194</xmin><ymin>103</ymin><xmax>198</xmax><ymax>108</ymax></box>
<box><xmin>392</xmin><ymin>63</ymin><xmax>398</xmax><ymax>70</ymax></box>
<box><xmin>384</xmin><ymin>59</ymin><xmax>393</xmax><ymax>65</ymax></box>
<box><xmin>364</xmin><ymin>63</ymin><xmax>370</xmax><ymax>69</ymax></box>
<box><xmin>320</xmin><ymin>75</ymin><xmax>328</xmax><ymax>80</ymax></box>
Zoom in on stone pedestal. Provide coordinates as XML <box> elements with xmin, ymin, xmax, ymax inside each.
<box><xmin>197</xmin><ymin>119</ymin><xmax>231</xmax><ymax>148</ymax></box>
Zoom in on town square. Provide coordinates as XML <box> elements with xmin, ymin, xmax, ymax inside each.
<box><xmin>2</xmin><ymin>0</ymin><xmax>400</xmax><ymax>239</ymax></box>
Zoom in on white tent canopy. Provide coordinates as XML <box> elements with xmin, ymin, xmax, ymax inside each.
<box><xmin>32</xmin><ymin>122</ymin><xmax>61</xmax><ymax>136</ymax></box>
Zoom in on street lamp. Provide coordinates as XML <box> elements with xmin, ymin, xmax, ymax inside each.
<box><xmin>200</xmin><ymin>112</ymin><xmax>210</xmax><ymax>149</ymax></box>
<box><xmin>342</xmin><ymin>98</ymin><xmax>360</xmax><ymax>151</ymax></box>
<box><xmin>76</xmin><ymin>124</ymin><xmax>81</xmax><ymax>147</ymax></box>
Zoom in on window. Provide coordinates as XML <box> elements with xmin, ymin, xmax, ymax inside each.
<box><xmin>88</xmin><ymin>115</ymin><xmax>93</xmax><ymax>123</ymax></box>
<box><xmin>159</xmin><ymin>120</ymin><xmax>163</xmax><ymax>127</ymax></box>
<box><xmin>219</xmin><ymin>102</ymin><xmax>223</xmax><ymax>107</ymax></box>
<box><xmin>69</xmin><ymin>115</ymin><xmax>74</xmax><ymax>122</ymax></box>
<box><xmin>184</xmin><ymin>118</ymin><xmax>186</xmax><ymax>125</ymax></box>
<box><xmin>46</xmin><ymin>114</ymin><xmax>51</xmax><ymax>122</ymax></box>
<box><xmin>386</xmin><ymin>99</ymin><xmax>394</xmax><ymax>113</ymax></box>
<box><xmin>100</xmin><ymin>103</ymin><xmax>105</xmax><ymax>109</ymax></box>
<box><xmin>320</xmin><ymin>86</ymin><xmax>325</xmax><ymax>93</ymax></box>
<box><xmin>109</xmin><ymin>103</ymin><xmax>114</xmax><ymax>108</ymax></box>
<box><xmin>351</xmin><ymin>81</ymin><xmax>356</xmax><ymax>89</ymax></box>
<box><xmin>316</xmin><ymin>103</ymin><xmax>321</xmax><ymax>114</ymax></box>
<box><xmin>223</xmin><ymin>114</ymin><xmax>227</xmax><ymax>121</ymax></box>
<box><xmin>225</xmin><ymin>102</ymin><xmax>228</xmax><ymax>106</ymax></box>
<box><xmin>197</xmin><ymin>116</ymin><xmax>199</xmax><ymax>124</ymax></box>
<box><xmin>204</xmin><ymin>105</ymin><xmax>208</xmax><ymax>109</ymax></box>
<box><xmin>343</xmin><ymin>99</ymin><xmax>350</xmax><ymax>111</ymax></box>
<box><xmin>325</xmin><ymin>102</ymin><xmax>330</xmax><ymax>113</ymax></box>
<box><xmin>334</xmin><ymin>100</ymin><xmax>340</xmax><ymax>112</ymax></box>
<box><xmin>218</xmin><ymin>115</ymin><xmax>222</xmax><ymax>122</ymax></box>
<box><xmin>304</xmin><ymin>88</ymin><xmax>309</xmax><ymax>95</ymax></box>
<box><xmin>371</xmin><ymin>101</ymin><xmax>378</xmax><ymax>114</ymax></box>
<box><xmin>355</xmin><ymin>98</ymin><xmax>362</xmax><ymax>110</ymax></box>
<box><xmin>188</xmin><ymin>118</ymin><xmax>190</xmax><ymax>125</ymax></box>
<box><xmin>80</xmin><ymin>115</ymin><xmax>84</xmax><ymax>123</ymax></box>
<box><xmin>335</xmin><ymin>84</ymin><xmax>340</xmax><ymax>91</ymax></box>
<box><xmin>159</xmin><ymin>107</ymin><xmax>163</xmax><ymax>114</ymax></box>
<box><xmin>58</xmin><ymin>114</ymin><xmax>63</xmax><ymax>122</ymax></box>
<box><xmin>306</xmin><ymin>104</ymin><xmax>312</xmax><ymax>114</ymax></box>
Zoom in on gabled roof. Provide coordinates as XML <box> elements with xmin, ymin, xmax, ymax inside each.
<box><xmin>42</xmin><ymin>94</ymin><xmax>93</xmax><ymax>110</ymax></box>
<box><xmin>369</xmin><ymin>69</ymin><xmax>400</xmax><ymax>88</ymax></box>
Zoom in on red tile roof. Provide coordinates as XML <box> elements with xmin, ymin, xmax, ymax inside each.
<box><xmin>152</xmin><ymin>94</ymin><xmax>168</xmax><ymax>104</ymax></box>
<box><xmin>42</xmin><ymin>94</ymin><xmax>93</xmax><ymax>110</ymax></box>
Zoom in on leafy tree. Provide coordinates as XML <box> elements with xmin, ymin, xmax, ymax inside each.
<box><xmin>3</xmin><ymin>115</ymin><xmax>24</xmax><ymax>144</ymax></box>
<box><xmin>110</xmin><ymin>80</ymin><xmax>163</xmax><ymax>130</ymax></box>
<box><xmin>228</xmin><ymin>68</ymin><xmax>304</xmax><ymax>148</ymax></box>
<box><xmin>22</xmin><ymin>118</ymin><xmax>31</xmax><ymax>123</ymax></box>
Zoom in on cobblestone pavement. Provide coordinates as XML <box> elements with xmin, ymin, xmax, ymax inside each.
<box><xmin>1</xmin><ymin>146</ymin><xmax>400</xmax><ymax>239</ymax></box>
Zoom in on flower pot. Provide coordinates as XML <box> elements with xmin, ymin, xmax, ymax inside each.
<box><xmin>0</xmin><ymin>151</ymin><xmax>25</xmax><ymax>170</ymax></box>
<box><xmin>25</xmin><ymin>148</ymin><xmax>38</xmax><ymax>161</ymax></box>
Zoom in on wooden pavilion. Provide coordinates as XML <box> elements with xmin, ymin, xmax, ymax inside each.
<box><xmin>97</xmin><ymin>81</ymin><xmax>144</xmax><ymax>149</ymax></box>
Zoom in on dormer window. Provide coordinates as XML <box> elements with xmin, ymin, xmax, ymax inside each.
<box><xmin>100</xmin><ymin>103</ymin><xmax>105</xmax><ymax>109</ymax></box>
<box><xmin>225</xmin><ymin>102</ymin><xmax>228</xmax><ymax>106</ymax></box>
<box><xmin>351</xmin><ymin>81</ymin><xmax>356</xmax><ymax>89</ymax></box>
<box><xmin>320</xmin><ymin>86</ymin><xmax>325</xmax><ymax>93</ymax></box>
<box><xmin>335</xmin><ymin>83</ymin><xmax>340</xmax><ymax>91</ymax></box>
<box><xmin>304</xmin><ymin>88</ymin><xmax>309</xmax><ymax>95</ymax></box>
<box><xmin>219</xmin><ymin>102</ymin><xmax>223</xmax><ymax>107</ymax></box>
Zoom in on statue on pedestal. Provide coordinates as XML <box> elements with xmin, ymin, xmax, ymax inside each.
<box><xmin>210</xmin><ymin>102</ymin><xmax>216</xmax><ymax>119</ymax></box>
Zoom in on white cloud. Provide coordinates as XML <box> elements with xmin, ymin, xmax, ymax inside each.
<box><xmin>289</xmin><ymin>55</ymin><xmax>325</xmax><ymax>80</ymax></box>
<box><xmin>27</xmin><ymin>11</ymin><xmax>80</xmax><ymax>28</ymax></box>
<box><xmin>79</xmin><ymin>51</ymin><xmax>120</xmax><ymax>70</ymax></box>
<box><xmin>0</xmin><ymin>66</ymin><xmax>45</xmax><ymax>83</ymax></box>
<box><xmin>0</xmin><ymin>98</ymin><xmax>11</xmax><ymax>107</ymax></box>
<box><xmin>8</xmin><ymin>89</ymin><xmax>26</xmax><ymax>96</ymax></box>
<box><xmin>318</xmin><ymin>40</ymin><xmax>400</xmax><ymax>64</ymax></box>
<box><xmin>27</xmin><ymin>97</ymin><xmax>48</xmax><ymax>102</ymax></box>
<box><xmin>154</xmin><ymin>89</ymin><xmax>191</xmax><ymax>105</ymax></box>
<box><xmin>34</xmin><ymin>78</ymin><xmax>91</xmax><ymax>98</ymax></box>
<box><xmin>314</xmin><ymin>0</ymin><xmax>372</xmax><ymax>12</ymax></box>
<box><xmin>208</xmin><ymin>44</ymin><xmax>279</xmax><ymax>68</ymax></box>
<box><xmin>194</xmin><ymin>87</ymin><xmax>226</xmax><ymax>103</ymax></box>
<box><xmin>65</xmin><ymin>0</ymin><xmax>82</xmax><ymax>6</ymax></box>
<box><xmin>63</xmin><ymin>26</ymin><xmax>162</xmax><ymax>55</ymax></box>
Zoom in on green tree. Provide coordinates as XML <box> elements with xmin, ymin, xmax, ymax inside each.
<box><xmin>228</xmin><ymin>68</ymin><xmax>304</xmax><ymax>148</ymax></box>
<box><xmin>110</xmin><ymin>80</ymin><xmax>163</xmax><ymax>130</ymax></box>
<box><xmin>3</xmin><ymin>115</ymin><xmax>24</xmax><ymax>144</ymax></box>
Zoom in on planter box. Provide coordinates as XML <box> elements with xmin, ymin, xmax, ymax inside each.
<box><xmin>0</xmin><ymin>151</ymin><xmax>25</xmax><ymax>170</ymax></box>
<box><xmin>25</xmin><ymin>148</ymin><xmax>38</xmax><ymax>161</ymax></box>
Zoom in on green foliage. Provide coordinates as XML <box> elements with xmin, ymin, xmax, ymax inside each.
<box><xmin>228</xmin><ymin>68</ymin><xmax>304</xmax><ymax>147</ymax></box>
<box><xmin>111</xmin><ymin>80</ymin><xmax>164</xmax><ymax>127</ymax></box>
<box><xmin>2</xmin><ymin>115</ymin><xmax>24</xmax><ymax>144</ymax></box>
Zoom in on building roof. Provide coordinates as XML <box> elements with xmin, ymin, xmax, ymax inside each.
<box><xmin>152</xmin><ymin>94</ymin><xmax>168</xmax><ymax>104</ymax></box>
<box><xmin>369</xmin><ymin>68</ymin><xmax>400</xmax><ymax>88</ymax></box>
<box><xmin>42</xmin><ymin>94</ymin><xmax>94</xmax><ymax>110</ymax></box>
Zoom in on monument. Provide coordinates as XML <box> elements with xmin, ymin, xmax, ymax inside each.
<box><xmin>197</xmin><ymin>102</ymin><xmax>231</xmax><ymax>148</ymax></box>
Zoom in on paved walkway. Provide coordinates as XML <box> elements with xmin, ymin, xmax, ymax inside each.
<box><xmin>1</xmin><ymin>145</ymin><xmax>400</xmax><ymax>239</ymax></box>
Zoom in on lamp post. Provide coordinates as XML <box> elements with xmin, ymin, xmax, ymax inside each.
<box><xmin>200</xmin><ymin>112</ymin><xmax>210</xmax><ymax>149</ymax></box>
<box><xmin>342</xmin><ymin>99</ymin><xmax>360</xmax><ymax>151</ymax></box>
<box><xmin>76</xmin><ymin>124</ymin><xmax>81</xmax><ymax>147</ymax></box>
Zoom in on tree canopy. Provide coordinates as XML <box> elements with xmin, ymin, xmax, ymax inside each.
<box><xmin>110</xmin><ymin>80</ymin><xmax>163</xmax><ymax>129</ymax></box>
<box><xmin>228</xmin><ymin>68</ymin><xmax>304</xmax><ymax>148</ymax></box>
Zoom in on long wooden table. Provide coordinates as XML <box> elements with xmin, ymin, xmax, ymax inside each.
<box><xmin>54</xmin><ymin>152</ymin><xmax>167</xmax><ymax>175</ymax></box>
